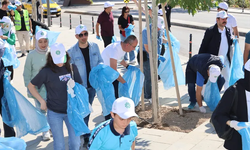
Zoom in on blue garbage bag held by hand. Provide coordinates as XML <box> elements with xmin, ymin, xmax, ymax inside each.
<box><xmin>7</xmin><ymin>5</ymin><xmax>16</xmax><ymax>11</ymax></box>
<box><xmin>36</xmin><ymin>26</ymin><xmax>60</xmax><ymax>46</ymax></box>
<box><xmin>67</xmin><ymin>79</ymin><xmax>91</xmax><ymax>136</ymax></box>
<box><xmin>89</xmin><ymin>64</ymin><xmax>119</xmax><ymax>116</ymax></box>
<box><xmin>1</xmin><ymin>70</ymin><xmax>49</xmax><ymax>138</ymax></box>
<box><xmin>237</xmin><ymin>122</ymin><xmax>250</xmax><ymax>150</ymax></box>
<box><xmin>0</xmin><ymin>137</ymin><xmax>26</xmax><ymax>150</ymax></box>
<box><xmin>158</xmin><ymin>31</ymin><xmax>185</xmax><ymax>90</ymax></box>
<box><xmin>229</xmin><ymin>39</ymin><xmax>244</xmax><ymax>86</ymax></box>
<box><xmin>203</xmin><ymin>80</ymin><xmax>221</xmax><ymax>111</ymax></box>
<box><xmin>125</xmin><ymin>24</ymin><xmax>135</xmax><ymax>39</ymax></box>
<box><xmin>119</xmin><ymin>66</ymin><xmax>144</xmax><ymax>106</ymax></box>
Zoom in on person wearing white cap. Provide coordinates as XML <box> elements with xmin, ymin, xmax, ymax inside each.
<box><xmin>0</xmin><ymin>16</ymin><xmax>16</xmax><ymax>81</ymax></box>
<box><xmin>199</xmin><ymin>10</ymin><xmax>233</xmax><ymax>90</ymax></box>
<box><xmin>88</xmin><ymin>97</ymin><xmax>138</xmax><ymax>150</ymax></box>
<box><xmin>23</xmin><ymin>30</ymin><xmax>50</xmax><ymax>141</ymax></box>
<box><xmin>13</xmin><ymin>0</ymin><xmax>32</xmax><ymax>57</ymax></box>
<box><xmin>158</xmin><ymin>2</ymin><xmax>172</xmax><ymax>31</ymax></box>
<box><xmin>186</xmin><ymin>54</ymin><xmax>225</xmax><ymax>113</ymax></box>
<box><xmin>217</xmin><ymin>2</ymin><xmax>239</xmax><ymax>39</ymax></box>
<box><xmin>96</xmin><ymin>1</ymin><xmax>114</xmax><ymax>48</ymax></box>
<box><xmin>28</xmin><ymin>43</ymin><xmax>83</xmax><ymax>150</ymax></box>
<box><xmin>211</xmin><ymin>59</ymin><xmax>250</xmax><ymax>150</ymax></box>
<box><xmin>139</xmin><ymin>16</ymin><xmax>167</xmax><ymax>103</ymax></box>
<box><xmin>68</xmin><ymin>24</ymin><xmax>103</xmax><ymax>147</ymax></box>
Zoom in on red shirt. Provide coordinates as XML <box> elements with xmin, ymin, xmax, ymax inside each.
<box><xmin>97</xmin><ymin>11</ymin><xmax>114</xmax><ymax>36</ymax></box>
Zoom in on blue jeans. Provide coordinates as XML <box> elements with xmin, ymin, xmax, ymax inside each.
<box><xmin>143</xmin><ymin>59</ymin><xmax>151</xmax><ymax>99</ymax></box>
<box><xmin>47</xmin><ymin>109</ymin><xmax>80</xmax><ymax>150</ymax></box>
<box><xmin>83</xmin><ymin>87</ymin><xmax>96</xmax><ymax>138</ymax></box>
<box><xmin>188</xmin><ymin>76</ymin><xmax>225</xmax><ymax>103</ymax></box>
<box><xmin>120</xmin><ymin>34</ymin><xmax>135</xmax><ymax>61</ymax></box>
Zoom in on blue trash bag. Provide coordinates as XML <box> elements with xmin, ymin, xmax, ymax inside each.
<box><xmin>158</xmin><ymin>31</ymin><xmax>185</xmax><ymax>90</ymax></box>
<box><xmin>203</xmin><ymin>80</ymin><xmax>221</xmax><ymax>111</ymax></box>
<box><xmin>119</xmin><ymin>66</ymin><xmax>144</xmax><ymax>106</ymax></box>
<box><xmin>89</xmin><ymin>64</ymin><xmax>119</xmax><ymax>116</ymax></box>
<box><xmin>112</xmin><ymin>36</ymin><xmax>117</xmax><ymax>43</ymax></box>
<box><xmin>35</xmin><ymin>26</ymin><xmax>60</xmax><ymax>46</ymax></box>
<box><xmin>237</xmin><ymin>122</ymin><xmax>250</xmax><ymax>150</ymax></box>
<box><xmin>7</xmin><ymin>5</ymin><xmax>16</xmax><ymax>11</ymax></box>
<box><xmin>0</xmin><ymin>137</ymin><xmax>26</xmax><ymax>150</ymax></box>
<box><xmin>229</xmin><ymin>39</ymin><xmax>244</xmax><ymax>86</ymax></box>
<box><xmin>1</xmin><ymin>41</ymin><xmax>20</xmax><ymax>68</ymax></box>
<box><xmin>1</xmin><ymin>70</ymin><xmax>50</xmax><ymax>138</ymax></box>
<box><xmin>125</xmin><ymin>24</ymin><xmax>135</xmax><ymax>38</ymax></box>
<box><xmin>67</xmin><ymin>82</ymin><xmax>91</xmax><ymax>136</ymax></box>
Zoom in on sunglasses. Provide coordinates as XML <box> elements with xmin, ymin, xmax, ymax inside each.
<box><xmin>78</xmin><ymin>32</ymin><xmax>88</xmax><ymax>38</ymax></box>
<box><xmin>125</xmin><ymin>11</ymin><xmax>129</xmax><ymax>13</ymax></box>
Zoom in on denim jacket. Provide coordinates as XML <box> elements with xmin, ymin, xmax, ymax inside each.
<box><xmin>68</xmin><ymin>42</ymin><xmax>103</xmax><ymax>88</ymax></box>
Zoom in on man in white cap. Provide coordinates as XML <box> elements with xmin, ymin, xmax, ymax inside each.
<box><xmin>96</xmin><ymin>1</ymin><xmax>114</xmax><ymax>48</ymax></box>
<box><xmin>67</xmin><ymin>24</ymin><xmax>103</xmax><ymax>147</ymax></box>
<box><xmin>87</xmin><ymin>97</ymin><xmax>138</xmax><ymax>150</ymax></box>
<box><xmin>217</xmin><ymin>2</ymin><xmax>239</xmax><ymax>39</ymax></box>
<box><xmin>139</xmin><ymin>16</ymin><xmax>167</xmax><ymax>103</ymax></box>
<box><xmin>185</xmin><ymin>54</ymin><xmax>225</xmax><ymax>113</ymax></box>
<box><xmin>13</xmin><ymin>0</ymin><xmax>32</xmax><ymax>57</ymax></box>
<box><xmin>199</xmin><ymin>10</ymin><xmax>233</xmax><ymax>90</ymax></box>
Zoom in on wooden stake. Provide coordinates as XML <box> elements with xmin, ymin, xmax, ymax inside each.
<box><xmin>161</xmin><ymin>4</ymin><xmax>183</xmax><ymax>115</ymax></box>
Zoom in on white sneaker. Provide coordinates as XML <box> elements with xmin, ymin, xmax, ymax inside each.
<box><xmin>42</xmin><ymin>131</ymin><xmax>51</xmax><ymax>141</ymax></box>
<box><xmin>145</xmin><ymin>98</ymin><xmax>152</xmax><ymax>104</ymax></box>
<box><xmin>199</xmin><ymin>106</ymin><xmax>206</xmax><ymax>113</ymax></box>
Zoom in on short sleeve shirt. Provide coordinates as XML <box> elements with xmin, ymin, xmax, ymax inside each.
<box><xmin>97</xmin><ymin>11</ymin><xmax>114</xmax><ymax>36</ymax></box>
<box><xmin>226</xmin><ymin>14</ymin><xmax>237</xmax><ymax>38</ymax></box>
<box><xmin>31</xmin><ymin>64</ymin><xmax>82</xmax><ymax>114</ymax></box>
<box><xmin>0</xmin><ymin>9</ymin><xmax>8</xmax><ymax>19</ymax></box>
<box><xmin>101</xmin><ymin>41</ymin><xmax>126</xmax><ymax>66</ymax></box>
<box><xmin>118</xmin><ymin>15</ymin><xmax>134</xmax><ymax>34</ymax></box>
<box><xmin>196</xmin><ymin>72</ymin><xmax>205</xmax><ymax>87</ymax></box>
<box><xmin>88</xmin><ymin>119</ymin><xmax>138</xmax><ymax>150</ymax></box>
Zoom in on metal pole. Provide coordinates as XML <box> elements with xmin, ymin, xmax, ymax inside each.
<box><xmin>70</xmin><ymin>14</ymin><xmax>72</xmax><ymax>29</ymax></box>
<box><xmin>80</xmin><ymin>15</ymin><xmax>82</xmax><ymax>24</ymax></box>
<box><xmin>47</xmin><ymin>0</ymin><xmax>51</xmax><ymax>27</ymax></box>
<box><xmin>92</xmin><ymin>16</ymin><xmax>94</xmax><ymax>34</ymax></box>
<box><xmin>51</xmin><ymin>17</ymin><xmax>52</xmax><ymax>25</ymax></box>
<box><xmin>60</xmin><ymin>15</ymin><xmax>62</xmax><ymax>27</ymax></box>
<box><xmin>189</xmin><ymin>34</ymin><xmax>192</xmax><ymax>59</ymax></box>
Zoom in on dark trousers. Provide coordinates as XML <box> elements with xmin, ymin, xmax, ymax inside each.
<box><xmin>188</xmin><ymin>76</ymin><xmax>225</xmax><ymax>103</ymax></box>
<box><xmin>102</xmin><ymin>36</ymin><xmax>112</xmax><ymax>48</ymax></box>
<box><xmin>6</xmin><ymin>66</ymin><xmax>14</xmax><ymax>80</ymax></box>
<box><xmin>0</xmin><ymin>76</ymin><xmax>15</xmax><ymax>137</ymax></box>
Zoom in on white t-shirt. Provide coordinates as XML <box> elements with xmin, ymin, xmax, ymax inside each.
<box><xmin>101</xmin><ymin>41</ymin><xmax>126</xmax><ymax>66</ymax></box>
<box><xmin>226</xmin><ymin>14</ymin><xmax>237</xmax><ymax>38</ymax></box>
<box><xmin>245</xmin><ymin>90</ymin><xmax>250</xmax><ymax>122</ymax></box>
<box><xmin>218</xmin><ymin>28</ymin><xmax>229</xmax><ymax>60</ymax></box>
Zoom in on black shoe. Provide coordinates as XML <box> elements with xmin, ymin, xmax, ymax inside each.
<box><xmin>83</xmin><ymin>137</ymin><xmax>89</xmax><ymax>148</ymax></box>
<box><xmin>27</xmin><ymin>50</ymin><xmax>30</xmax><ymax>53</ymax></box>
<box><xmin>20</xmin><ymin>53</ymin><xmax>26</xmax><ymax>57</ymax></box>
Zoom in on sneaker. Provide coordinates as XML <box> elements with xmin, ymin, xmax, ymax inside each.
<box><xmin>188</xmin><ymin>102</ymin><xmax>196</xmax><ymax>109</ymax></box>
<box><xmin>42</xmin><ymin>131</ymin><xmax>50</xmax><ymax>141</ymax></box>
<box><xmin>20</xmin><ymin>53</ymin><xmax>26</xmax><ymax>57</ymax></box>
<box><xmin>199</xmin><ymin>106</ymin><xmax>206</xmax><ymax>113</ymax></box>
<box><xmin>145</xmin><ymin>98</ymin><xmax>152</xmax><ymax>104</ymax></box>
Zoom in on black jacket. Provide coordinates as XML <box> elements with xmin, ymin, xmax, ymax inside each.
<box><xmin>211</xmin><ymin>79</ymin><xmax>248</xmax><ymax>150</ymax></box>
<box><xmin>31</xmin><ymin>18</ymin><xmax>50</xmax><ymax>35</ymax></box>
<box><xmin>199</xmin><ymin>23</ymin><xmax>233</xmax><ymax>63</ymax></box>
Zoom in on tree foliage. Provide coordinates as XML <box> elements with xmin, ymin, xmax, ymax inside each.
<box><xmin>156</xmin><ymin>0</ymin><xmax>222</xmax><ymax>15</ymax></box>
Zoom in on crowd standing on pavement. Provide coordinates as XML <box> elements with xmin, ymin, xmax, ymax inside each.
<box><xmin>1</xmin><ymin>0</ymin><xmax>250</xmax><ymax>150</ymax></box>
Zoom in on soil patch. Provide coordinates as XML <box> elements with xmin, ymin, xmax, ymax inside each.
<box><xmin>134</xmin><ymin>103</ymin><xmax>211</xmax><ymax>133</ymax></box>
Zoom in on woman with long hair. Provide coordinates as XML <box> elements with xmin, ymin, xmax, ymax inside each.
<box><xmin>118</xmin><ymin>6</ymin><xmax>136</xmax><ymax>63</ymax></box>
<box><xmin>23</xmin><ymin>30</ymin><xmax>50</xmax><ymax>141</ymax></box>
<box><xmin>28</xmin><ymin>43</ymin><xmax>83</xmax><ymax>150</ymax></box>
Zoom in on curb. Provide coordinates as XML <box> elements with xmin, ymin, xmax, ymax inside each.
<box><xmin>64</xmin><ymin>10</ymin><xmax>247</xmax><ymax>37</ymax></box>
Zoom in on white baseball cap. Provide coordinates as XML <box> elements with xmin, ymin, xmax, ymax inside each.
<box><xmin>217</xmin><ymin>10</ymin><xmax>228</xmax><ymax>19</ymax></box>
<box><xmin>218</xmin><ymin>2</ymin><xmax>228</xmax><ymax>10</ymax></box>
<box><xmin>209</xmin><ymin>65</ymin><xmax>221</xmax><ymax>83</ymax></box>
<box><xmin>36</xmin><ymin>30</ymin><xmax>48</xmax><ymax>41</ymax></box>
<box><xmin>112</xmin><ymin>97</ymin><xmax>138</xmax><ymax>119</ymax></box>
<box><xmin>75</xmin><ymin>24</ymin><xmax>87</xmax><ymax>35</ymax></box>
<box><xmin>157</xmin><ymin>16</ymin><xmax>165</xmax><ymax>29</ymax></box>
<box><xmin>244</xmin><ymin>59</ymin><xmax>250</xmax><ymax>71</ymax></box>
<box><xmin>0</xmin><ymin>16</ymin><xmax>11</xmax><ymax>24</ymax></box>
<box><xmin>158</xmin><ymin>9</ymin><xmax>165</xmax><ymax>16</ymax></box>
<box><xmin>15</xmin><ymin>1</ymin><xmax>22</xmax><ymax>6</ymax></box>
<box><xmin>104</xmin><ymin>1</ymin><xmax>114</xmax><ymax>8</ymax></box>
<box><xmin>50</xmin><ymin>43</ymin><xmax>67</xmax><ymax>64</ymax></box>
